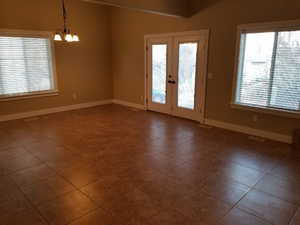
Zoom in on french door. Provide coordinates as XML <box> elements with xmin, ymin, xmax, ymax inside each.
<box><xmin>146</xmin><ymin>31</ymin><xmax>209</xmax><ymax>122</ymax></box>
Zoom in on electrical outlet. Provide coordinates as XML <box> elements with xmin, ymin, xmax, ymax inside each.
<box><xmin>72</xmin><ymin>93</ymin><xmax>77</xmax><ymax>100</ymax></box>
<box><xmin>252</xmin><ymin>115</ymin><xmax>258</xmax><ymax>122</ymax></box>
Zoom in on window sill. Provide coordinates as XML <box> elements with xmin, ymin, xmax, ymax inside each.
<box><xmin>231</xmin><ymin>103</ymin><xmax>300</xmax><ymax>120</ymax></box>
<box><xmin>0</xmin><ymin>91</ymin><xmax>59</xmax><ymax>102</ymax></box>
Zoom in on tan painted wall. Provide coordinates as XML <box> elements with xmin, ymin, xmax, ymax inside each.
<box><xmin>83</xmin><ymin>0</ymin><xmax>188</xmax><ymax>17</ymax></box>
<box><xmin>0</xmin><ymin>0</ymin><xmax>112</xmax><ymax>115</ymax></box>
<box><xmin>111</xmin><ymin>0</ymin><xmax>300</xmax><ymax>136</ymax></box>
<box><xmin>188</xmin><ymin>0</ymin><xmax>220</xmax><ymax>16</ymax></box>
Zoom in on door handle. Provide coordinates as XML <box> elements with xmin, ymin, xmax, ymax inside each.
<box><xmin>168</xmin><ymin>80</ymin><xmax>176</xmax><ymax>84</ymax></box>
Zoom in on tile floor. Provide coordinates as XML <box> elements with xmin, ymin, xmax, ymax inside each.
<box><xmin>0</xmin><ymin>104</ymin><xmax>299</xmax><ymax>225</ymax></box>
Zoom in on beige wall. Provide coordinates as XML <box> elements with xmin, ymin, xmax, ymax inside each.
<box><xmin>111</xmin><ymin>0</ymin><xmax>300</xmax><ymax>136</ymax></box>
<box><xmin>84</xmin><ymin>0</ymin><xmax>188</xmax><ymax>17</ymax></box>
<box><xmin>0</xmin><ymin>0</ymin><xmax>299</xmax><ymax>136</ymax></box>
<box><xmin>188</xmin><ymin>0</ymin><xmax>220</xmax><ymax>16</ymax></box>
<box><xmin>0</xmin><ymin>0</ymin><xmax>112</xmax><ymax>115</ymax></box>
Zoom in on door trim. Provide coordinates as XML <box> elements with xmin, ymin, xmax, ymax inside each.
<box><xmin>144</xmin><ymin>30</ymin><xmax>209</xmax><ymax>123</ymax></box>
<box><xmin>144</xmin><ymin>30</ymin><xmax>209</xmax><ymax>39</ymax></box>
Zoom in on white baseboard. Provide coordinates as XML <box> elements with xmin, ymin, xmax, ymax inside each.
<box><xmin>0</xmin><ymin>99</ymin><xmax>292</xmax><ymax>144</ymax></box>
<box><xmin>112</xmin><ymin>100</ymin><xmax>292</xmax><ymax>144</ymax></box>
<box><xmin>112</xmin><ymin>99</ymin><xmax>146</xmax><ymax>110</ymax></box>
<box><xmin>204</xmin><ymin>119</ymin><xmax>292</xmax><ymax>144</ymax></box>
<box><xmin>0</xmin><ymin>99</ymin><xmax>113</xmax><ymax>122</ymax></box>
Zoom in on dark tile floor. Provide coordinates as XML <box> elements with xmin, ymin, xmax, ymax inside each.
<box><xmin>0</xmin><ymin>104</ymin><xmax>299</xmax><ymax>225</ymax></box>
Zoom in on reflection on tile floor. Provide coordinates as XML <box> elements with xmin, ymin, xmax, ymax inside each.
<box><xmin>0</xmin><ymin>104</ymin><xmax>299</xmax><ymax>225</ymax></box>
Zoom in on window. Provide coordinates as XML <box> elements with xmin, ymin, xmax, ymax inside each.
<box><xmin>0</xmin><ymin>30</ymin><xmax>57</xmax><ymax>100</ymax></box>
<box><xmin>233</xmin><ymin>21</ymin><xmax>300</xmax><ymax>116</ymax></box>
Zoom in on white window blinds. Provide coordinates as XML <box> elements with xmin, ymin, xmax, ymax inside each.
<box><xmin>235</xmin><ymin>30</ymin><xmax>300</xmax><ymax>112</ymax></box>
<box><xmin>0</xmin><ymin>35</ymin><xmax>56</xmax><ymax>98</ymax></box>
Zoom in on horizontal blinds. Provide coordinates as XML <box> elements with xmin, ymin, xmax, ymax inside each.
<box><xmin>0</xmin><ymin>36</ymin><xmax>54</xmax><ymax>96</ymax></box>
<box><xmin>271</xmin><ymin>31</ymin><xmax>300</xmax><ymax>110</ymax></box>
<box><xmin>236</xmin><ymin>30</ymin><xmax>300</xmax><ymax>111</ymax></box>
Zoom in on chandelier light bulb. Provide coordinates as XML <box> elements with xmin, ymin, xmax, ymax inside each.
<box><xmin>54</xmin><ymin>33</ymin><xmax>63</xmax><ymax>41</ymax></box>
<box><xmin>72</xmin><ymin>34</ymin><xmax>80</xmax><ymax>42</ymax></box>
<box><xmin>65</xmin><ymin>33</ymin><xmax>73</xmax><ymax>42</ymax></box>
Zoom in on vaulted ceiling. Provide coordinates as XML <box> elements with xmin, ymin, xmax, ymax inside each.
<box><xmin>82</xmin><ymin>0</ymin><xmax>216</xmax><ymax>17</ymax></box>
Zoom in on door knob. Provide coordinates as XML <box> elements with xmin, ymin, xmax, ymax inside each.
<box><xmin>168</xmin><ymin>80</ymin><xmax>176</xmax><ymax>84</ymax></box>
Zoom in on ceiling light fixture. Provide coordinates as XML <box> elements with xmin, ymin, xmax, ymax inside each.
<box><xmin>54</xmin><ymin>0</ymin><xmax>79</xmax><ymax>42</ymax></box>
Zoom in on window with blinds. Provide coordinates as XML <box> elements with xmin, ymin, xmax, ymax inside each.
<box><xmin>234</xmin><ymin>27</ymin><xmax>300</xmax><ymax>113</ymax></box>
<box><xmin>0</xmin><ymin>31</ymin><xmax>57</xmax><ymax>99</ymax></box>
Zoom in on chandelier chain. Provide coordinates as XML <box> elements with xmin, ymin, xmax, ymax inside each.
<box><xmin>62</xmin><ymin>0</ymin><xmax>67</xmax><ymax>32</ymax></box>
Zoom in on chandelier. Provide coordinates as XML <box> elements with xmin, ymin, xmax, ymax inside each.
<box><xmin>54</xmin><ymin>0</ymin><xmax>79</xmax><ymax>42</ymax></box>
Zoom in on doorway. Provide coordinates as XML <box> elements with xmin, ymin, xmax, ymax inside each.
<box><xmin>145</xmin><ymin>31</ymin><xmax>209</xmax><ymax>122</ymax></box>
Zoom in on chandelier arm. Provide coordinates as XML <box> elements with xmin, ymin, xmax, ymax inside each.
<box><xmin>55</xmin><ymin>0</ymin><xmax>79</xmax><ymax>42</ymax></box>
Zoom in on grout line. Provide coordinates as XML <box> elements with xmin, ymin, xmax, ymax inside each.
<box><xmin>288</xmin><ymin>206</ymin><xmax>299</xmax><ymax>225</ymax></box>
<box><xmin>9</xmin><ymin>167</ymin><xmax>52</xmax><ymax>225</ymax></box>
<box><xmin>222</xmin><ymin>169</ymin><xmax>299</xmax><ymax>225</ymax></box>
<box><xmin>2</xmin><ymin>105</ymin><xmax>297</xmax><ymax>225</ymax></box>
<box><xmin>252</xmin><ymin>186</ymin><xmax>300</xmax><ymax>208</ymax></box>
<box><xmin>288</xmin><ymin>208</ymin><xmax>299</xmax><ymax>225</ymax></box>
<box><xmin>17</xmin><ymin>134</ymin><xmax>106</xmax><ymax>225</ymax></box>
<box><xmin>26</xmin><ymin>161</ymin><xmax>106</xmax><ymax>225</ymax></box>
<box><xmin>208</xmin><ymin>167</ymin><xmax>270</xmax><ymax>224</ymax></box>
<box><xmin>235</xmin><ymin>207</ymin><xmax>277</xmax><ymax>225</ymax></box>
<box><xmin>43</xmin><ymin>155</ymin><xmax>117</xmax><ymax>224</ymax></box>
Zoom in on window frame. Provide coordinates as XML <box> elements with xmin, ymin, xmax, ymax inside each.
<box><xmin>0</xmin><ymin>29</ymin><xmax>58</xmax><ymax>102</ymax></box>
<box><xmin>231</xmin><ymin>20</ymin><xmax>300</xmax><ymax>119</ymax></box>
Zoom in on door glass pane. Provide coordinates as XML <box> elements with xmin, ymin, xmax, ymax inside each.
<box><xmin>178</xmin><ymin>42</ymin><xmax>198</xmax><ymax>109</ymax></box>
<box><xmin>152</xmin><ymin>44</ymin><xmax>167</xmax><ymax>104</ymax></box>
